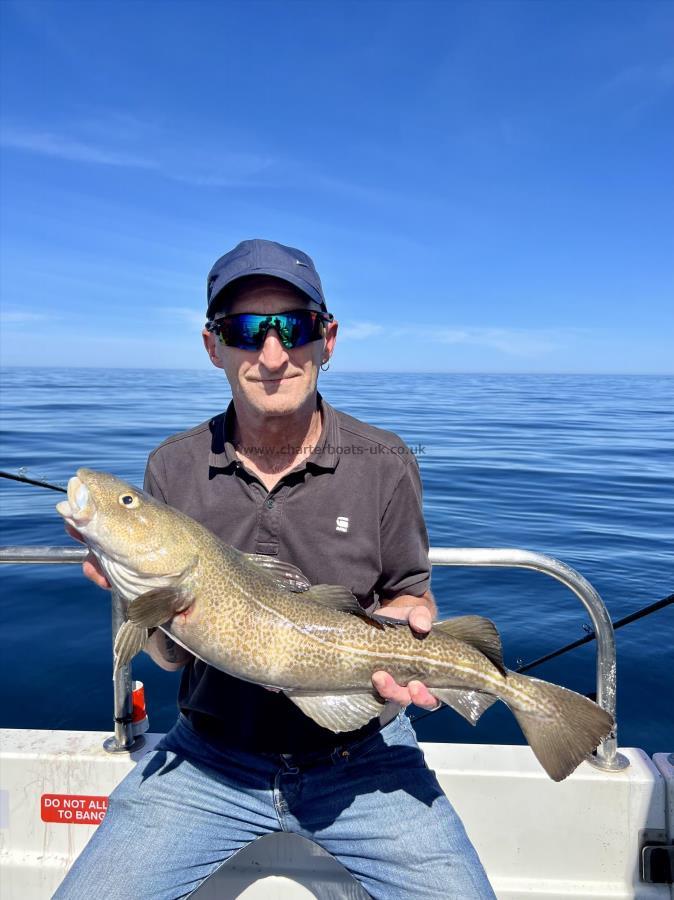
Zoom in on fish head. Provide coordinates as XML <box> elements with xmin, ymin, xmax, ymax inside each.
<box><xmin>56</xmin><ymin>468</ymin><xmax>195</xmax><ymax>577</ymax></box>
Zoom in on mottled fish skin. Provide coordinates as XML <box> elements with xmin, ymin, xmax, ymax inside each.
<box><xmin>57</xmin><ymin>468</ymin><xmax>615</xmax><ymax>781</ymax></box>
<box><xmin>170</xmin><ymin>582</ymin><xmax>509</xmax><ymax>696</ymax></box>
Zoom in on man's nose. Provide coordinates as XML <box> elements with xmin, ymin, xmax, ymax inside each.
<box><xmin>258</xmin><ymin>328</ymin><xmax>289</xmax><ymax>369</ymax></box>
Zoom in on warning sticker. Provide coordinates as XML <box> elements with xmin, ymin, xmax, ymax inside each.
<box><xmin>41</xmin><ymin>794</ymin><xmax>109</xmax><ymax>825</ymax></box>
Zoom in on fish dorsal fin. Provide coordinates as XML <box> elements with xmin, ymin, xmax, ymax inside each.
<box><xmin>434</xmin><ymin>615</ymin><xmax>506</xmax><ymax>675</ymax></box>
<box><xmin>286</xmin><ymin>692</ymin><xmax>387</xmax><ymax>733</ymax></box>
<box><xmin>243</xmin><ymin>553</ymin><xmax>312</xmax><ymax>593</ymax></box>
<box><xmin>299</xmin><ymin>584</ymin><xmax>368</xmax><ymax>616</ymax></box>
<box><xmin>299</xmin><ymin>587</ymin><xmax>410</xmax><ymax>630</ymax></box>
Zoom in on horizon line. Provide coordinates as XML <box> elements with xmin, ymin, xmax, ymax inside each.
<box><xmin>1</xmin><ymin>365</ymin><xmax>673</xmax><ymax>377</ymax></box>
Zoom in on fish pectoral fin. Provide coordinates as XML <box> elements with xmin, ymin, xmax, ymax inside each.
<box><xmin>127</xmin><ymin>586</ymin><xmax>191</xmax><ymax>628</ymax></box>
<box><xmin>114</xmin><ymin>621</ymin><xmax>150</xmax><ymax>670</ymax></box>
<box><xmin>434</xmin><ymin>615</ymin><xmax>507</xmax><ymax>675</ymax></box>
<box><xmin>300</xmin><ymin>584</ymin><xmax>366</xmax><ymax>615</ymax></box>
<box><xmin>431</xmin><ymin>688</ymin><xmax>497</xmax><ymax>725</ymax></box>
<box><xmin>286</xmin><ymin>692</ymin><xmax>387</xmax><ymax>733</ymax></box>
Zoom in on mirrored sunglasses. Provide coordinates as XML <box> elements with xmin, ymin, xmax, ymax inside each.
<box><xmin>206</xmin><ymin>309</ymin><xmax>333</xmax><ymax>351</ymax></box>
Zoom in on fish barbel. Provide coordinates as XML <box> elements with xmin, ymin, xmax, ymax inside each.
<box><xmin>57</xmin><ymin>468</ymin><xmax>614</xmax><ymax>781</ymax></box>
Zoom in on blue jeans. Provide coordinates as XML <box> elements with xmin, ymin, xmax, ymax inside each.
<box><xmin>55</xmin><ymin>712</ymin><xmax>495</xmax><ymax>899</ymax></box>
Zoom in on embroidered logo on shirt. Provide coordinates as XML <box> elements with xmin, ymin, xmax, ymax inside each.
<box><xmin>335</xmin><ymin>516</ymin><xmax>349</xmax><ymax>533</ymax></box>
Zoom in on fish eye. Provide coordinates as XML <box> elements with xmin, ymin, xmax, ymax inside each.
<box><xmin>118</xmin><ymin>493</ymin><xmax>139</xmax><ymax>508</ymax></box>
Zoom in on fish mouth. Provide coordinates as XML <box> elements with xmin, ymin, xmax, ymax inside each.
<box><xmin>56</xmin><ymin>473</ymin><xmax>95</xmax><ymax>527</ymax></box>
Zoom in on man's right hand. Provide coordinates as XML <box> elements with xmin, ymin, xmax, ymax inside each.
<box><xmin>65</xmin><ymin>524</ymin><xmax>111</xmax><ymax>590</ymax></box>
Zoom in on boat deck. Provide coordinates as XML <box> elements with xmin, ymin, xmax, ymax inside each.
<box><xmin>1</xmin><ymin>728</ymin><xmax>672</xmax><ymax>899</ymax></box>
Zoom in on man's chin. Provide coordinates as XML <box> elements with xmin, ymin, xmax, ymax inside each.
<box><xmin>243</xmin><ymin>384</ymin><xmax>311</xmax><ymax>417</ymax></box>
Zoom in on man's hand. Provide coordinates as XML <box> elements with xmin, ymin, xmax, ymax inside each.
<box><xmin>65</xmin><ymin>524</ymin><xmax>111</xmax><ymax>590</ymax></box>
<box><xmin>371</xmin><ymin>593</ymin><xmax>441</xmax><ymax>710</ymax></box>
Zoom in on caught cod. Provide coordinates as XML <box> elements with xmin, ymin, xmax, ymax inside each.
<box><xmin>57</xmin><ymin>468</ymin><xmax>614</xmax><ymax>782</ymax></box>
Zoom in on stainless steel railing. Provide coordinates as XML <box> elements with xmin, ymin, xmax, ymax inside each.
<box><xmin>1</xmin><ymin>545</ymin><xmax>629</xmax><ymax>771</ymax></box>
<box><xmin>428</xmin><ymin>548</ymin><xmax>628</xmax><ymax>772</ymax></box>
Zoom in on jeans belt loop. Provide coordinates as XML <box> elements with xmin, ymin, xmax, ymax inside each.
<box><xmin>280</xmin><ymin>753</ymin><xmax>299</xmax><ymax>774</ymax></box>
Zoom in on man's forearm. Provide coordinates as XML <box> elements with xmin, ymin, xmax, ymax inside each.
<box><xmin>145</xmin><ymin>630</ymin><xmax>192</xmax><ymax>671</ymax></box>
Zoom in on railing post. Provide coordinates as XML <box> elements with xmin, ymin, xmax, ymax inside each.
<box><xmin>103</xmin><ymin>588</ymin><xmax>143</xmax><ymax>753</ymax></box>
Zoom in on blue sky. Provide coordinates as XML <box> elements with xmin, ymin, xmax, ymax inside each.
<box><xmin>0</xmin><ymin>0</ymin><xmax>672</xmax><ymax>373</ymax></box>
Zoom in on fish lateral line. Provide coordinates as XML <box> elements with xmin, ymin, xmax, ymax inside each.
<box><xmin>242</xmin><ymin>595</ymin><xmax>507</xmax><ymax>687</ymax></box>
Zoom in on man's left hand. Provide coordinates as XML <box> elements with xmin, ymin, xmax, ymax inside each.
<box><xmin>371</xmin><ymin>603</ymin><xmax>440</xmax><ymax>710</ymax></box>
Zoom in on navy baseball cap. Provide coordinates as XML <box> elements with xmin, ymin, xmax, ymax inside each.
<box><xmin>206</xmin><ymin>239</ymin><xmax>326</xmax><ymax>318</ymax></box>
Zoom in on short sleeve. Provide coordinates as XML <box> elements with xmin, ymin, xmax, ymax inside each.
<box><xmin>376</xmin><ymin>456</ymin><xmax>431</xmax><ymax>600</ymax></box>
<box><xmin>144</xmin><ymin>452</ymin><xmax>168</xmax><ymax>504</ymax></box>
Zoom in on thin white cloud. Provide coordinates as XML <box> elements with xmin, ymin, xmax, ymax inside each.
<box><xmin>0</xmin><ymin>119</ymin><xmax>394</xmax><ymax>200</ymax></box>
<box><xmin>165</xmin><ymin>158</ymin><xmax>274</xmax><ymax>188</ymax></box>
<box><xmin>0</xmin><ymin>310</ymin><xmax>53</xmax><ymax>324</ymax></box>
<box><xmin>433</xmin><ymin>326</ymin><xmax>564</xmax><ymax>357</ymax></box>
<box><xmin>0</xmin><ymin>127</ymin><xmax>157</xmax><ymax>169</ymax></box>
<box><xmin>602</xmin><ymin>59</ymin><xmax>674</xmax><ymax>93</ymax></box>
<box><xmin>336</xmin><ymin>321</ymin><xmax>572</xmax><ymax>355</ymax></box>
<box><xmin>339</xmin><ymin>322</ymin><xmax>385</xmax><ymax>341</ymax></box>
<box><xmin>0</xmin><ymin>124</ymin><xmax>273</xmax><ymax>187</ymax></box>
<box><xmin>163</xmin><ymin>307</ymin><xmax>207</xmax><ymax>329</ymax></box>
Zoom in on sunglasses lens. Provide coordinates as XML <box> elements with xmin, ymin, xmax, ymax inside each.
<box><xmin>235</xmin><ymin>316</ymin><xmax>268</xmax><ymax>350</ymax></box>
<box><xmin>214</xmin><ymin>311</ymin><xmax>325</xmax><ymax>350</ymax></box>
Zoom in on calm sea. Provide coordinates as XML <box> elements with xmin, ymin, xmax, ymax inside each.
<box><xmin>1</xmin><ymin>368</ymin><xmax>672</xmax><ymax>753</ymax></box>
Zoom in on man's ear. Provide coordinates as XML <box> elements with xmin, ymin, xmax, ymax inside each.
<box><xmin>324</xmin><ymin>319</ymin><xmax>338</xmax><ymax>359</ymax></box>
<box><xmin>202</xmin><ymin>330</ymin><xmax>225</xmax><ymax>370</ymax></box>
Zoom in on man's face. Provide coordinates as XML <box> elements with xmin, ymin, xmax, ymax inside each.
<box><xmin>202</xmin><ymin>277</ymin><xmax>338</xmax><ymax>421</ymax></box>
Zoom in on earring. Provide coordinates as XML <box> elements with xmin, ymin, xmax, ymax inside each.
<box><xmin>321</xmin><ymin>358</ymin><xmax>330</xmax><ymax>372</ymax></box>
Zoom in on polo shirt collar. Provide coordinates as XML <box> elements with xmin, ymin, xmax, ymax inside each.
<box><xmin>208</xmin><ymin>403</ymin><xmax>239</xmax><ymax>470</ymax></box>
<box><xmin>208</xmin><ymin>394</ymin><xmax>341</xmax><ymax>473</ymax></box>
<box><xmin>306</xmin><ymin>394</ymin><xmax>340</xmax><ymax>471</ymax></box>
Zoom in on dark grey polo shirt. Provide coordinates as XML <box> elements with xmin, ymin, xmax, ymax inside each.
<box><xmin>144</xmin><ymin>396</ymin><xmax>430</xmax><ymax>753</ymax></box>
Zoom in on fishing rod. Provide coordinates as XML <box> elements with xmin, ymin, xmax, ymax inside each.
<box><xmin>515</xmin><ymin>592</ymin><xmax>674</xmax><ymax>674</ymax></box>
<box><xmin>411</xmin><ymin>591</ymin><xmax>674</xmax><ymax>724</ymax></box>
<box><xmin>0</xmin><ymin>470</ymin><xmax>67</xmax><ymax>493</ymax></box>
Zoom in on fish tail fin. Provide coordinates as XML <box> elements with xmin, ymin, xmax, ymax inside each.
<box><xmin>505</xmin><ymin>672</ymin><xmax>614</xmax><ymax>781</ymax></box>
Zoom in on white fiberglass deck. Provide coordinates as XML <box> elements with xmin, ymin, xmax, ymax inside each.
<box><xmin>1</xmin><ymin>728</ymin><xmax>671</xmax><ymax>899</ymax></box>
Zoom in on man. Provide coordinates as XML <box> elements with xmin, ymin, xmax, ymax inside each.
<box><xmin>58</xmin><ymin>240</ymin><xmax>494</xmax><ymax>899</ymax></box>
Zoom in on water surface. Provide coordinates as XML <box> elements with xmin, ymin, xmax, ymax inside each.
<box><xmin>1</xmin><ymin>369</ymin><xmax>672</xmax><ymax>752</ymax></box>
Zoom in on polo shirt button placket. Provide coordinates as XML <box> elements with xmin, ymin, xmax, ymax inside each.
<box><xmin>255</xmin><ymin>485</ymin><xmax>285</xmax><ymax>555</ymax></box>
